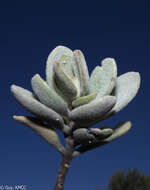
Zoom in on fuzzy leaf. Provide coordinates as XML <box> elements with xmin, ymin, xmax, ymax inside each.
<box><xmin>73</xmin><ymin>128</ymin><xmax>88</xmax><ymax>142</ymax></box>
<box><xmin>72</xmin><ymin>93</ymin><xmax>97</xmax><ymax>108</ymax></box>
<box><xmin>106</xmin><ymin>72</ymin><xmax>141</xmax><ymax>117</ymax></box>
<box><xmin>73</xmin><ymin>50</ymin><xmax>90</xmax><ymax>96</ymax></box>
<box><xmin>57</xmin><ymin>54</ymin><xmax>74</xmax><ymax>77</ymax></box>
<box><xmin>46</xmin><ymin>46</ymin><xmax>74</xmax><ymax>87</ymax></box>
<box><xmin>89</xmin><ymin>128</ymin><xmax>102</xmax><ymax>136</ymax></box>
<box><xmin>90</xmin><ymin>66</ymin><xmax>103</xmax><ymax>94</ymax></box>
<box><xmin>73</xmin><ymin>121</ymin><xmax>131</xmax><ymax>157</ymax></box>
<box><xmin>90</xmin><ymin>58</ymin><xmax>117</xmax><ymax>98</ymax></box>
<box><xmin>89</xmin><ymin>128</ymin><xmax>113</xmax><ymax>138</ymax></box>
<box><xmin>31</xmin><ymin>74</ymin><xmax>68</xmax><ymax>117</ymax></box>
<box><xmin>73</xmin><ymin>128</ymin><xmax>95</xmax><ymax>143</ymax></box>
<box><xmin>13</xmin><ymin>116</ymin><xmax>65</xmax><ymax>154</ymax></box>
<box><xmin>54</xmin><ymin>62</ymin><xmax>78</xmax><ymax>100</ymax></box>
<box><xmin>10</xmin><ymin>85</ymin><xmax>64</xmax><ymax>128</ymax></box>
<box><xmin>70</xmin><ymin>95</ymin><xmax>116</xmax><ymax>127</ymax></box>
<box><xmin>100</xmin><ymin>128</ymin><xmax>113</xmax><ymax>137</ymax></box>
<box><xmin>104</xmin><ymin>121</ymin><xmax>131</xmax><ymax>142</ymax></box>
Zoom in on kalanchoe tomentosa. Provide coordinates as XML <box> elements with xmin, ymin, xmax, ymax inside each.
<box><xmin>10</xmin><ymin>46</ymin><xmax>141</xmax><ymax>190</ymax></box>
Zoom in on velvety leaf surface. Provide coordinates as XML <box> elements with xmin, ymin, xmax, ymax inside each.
<box><xmin>70</xmin><ymin>95</ymin><xmax>116</xmax><ymax>126</ymax></box>
<box><xmin>90</xmin><ymin>66</ymin><xmax>103</xmax><ymax>94</ymax></box>
<box><xmin>13</xmin><ymin>116</ymin><xmax>65</xmax><ymax>153</ymax></box>
<box><xmin>10</xmin><ymin>85</ymin><xmax>64</xmax><ymax>128</ymax></box>
<box><xmin>54</xmin><ymin>62</ymin><xmax>78</xmax><ymax>100</ymax></box>
<box><xmin>107</xmin><ymin>72</ymin><xmax>141</xmax><ymax>115</ymax></box>
<box><xmin>89</xmin><ymin>128</ymin><xmax>113</xmax><ymax>138</ymax></box>
<box><xmin>31</xmin><ymin>74</ymin><xmax>68</xmax><ymax>117</ymax></box>
<box><xmin>46</xmin><ymin>46</ymin><xmax>73</xmax><ymax>87</ymax></box>
<box><xmin>90</xmin><ymin>58</ymin><xmax>117</xmax><ymax>98</ymax></box>
<box><xmin>57</xmin><ymin>54</ymin><xmax>74</xmax><ymax>77</ymax></box>
<box><xmin>73</xmin><ymin>121</ymin><xmax>131</xmax><ymax>157</ymax></box>
<box><xmin>72</xmin><ymin>93</ymin><xmax>97</xmax><ymax>108</ymax></box>
<box><xmin>89</xmin><ymin>128</ymin><xmax>102</xmax><ymax>136</ymax></box>
<box><xmin>100</xmin><ymin>128</ymin><xmax>113</xmax><ymax>137</ymax></box>
<box><xmin>104</xmin><ymin>121</ymin><xmax>131</xmax><ymax>142</ymax></box>
<box><xmin>73</xmin><ymin>128</ymin><xmax>95</xmax><ymax>143</ymax></box>
<box><xmin>73</xmin><ymin>50</ymin><xmax>90</xmax><ymax>96</ymax></box>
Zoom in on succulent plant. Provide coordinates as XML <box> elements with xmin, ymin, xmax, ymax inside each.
<box><xmin>10</xmin><ymin>46</ymin><xmax>141</xmax><ymax>190</ymax></box>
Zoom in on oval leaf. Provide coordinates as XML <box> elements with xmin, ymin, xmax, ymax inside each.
<box><xmin>73</xmin><ymin>50</ymin><xmax>90</xmax><ymax>96</ymax></box>
<box><xmin>90</xmin><ymin>58</ymin><xmax>117</xmax><ymax>98</ymax></box>
<box><xmin>72</xmin><ymin>93</ymin><xmax>97</xmax><ymax>108</ymax></box>
<box><xmin>31</xmin><ymin>74</ymin><xmax>68</xmax><ymax>117</ymax></box>
<box><xmin>108</xmin><ymin>72</ymin><xmax>141</xmax><ymax>116</ymax></box>
<box><xmin>104</xmin><ymin>121</ymin><xmax>132</xmax><ymax>142</ymax></box>
<box><xmin>46</xmin><ymin>46</ymin><xmax>74</xmax><ymax>87</ymax></box>
<box><xmin>13</xmin><ymin>116</ymin><xmax>65</xmax><ymax>154</ymax></box>
<box><xmin>70</xmin><ymin>95</ymin><xmax>116</xmax><ymax>127</ymax></box>
<box><xmin>73</xmin><ymin>121</ymin><xmax>131</xmax><ymax>156</ymax></box>
<box><xmin>10</xmin><ymin>85</ymin><xmax>64</xmax><ymax>128</ymax></box>
<box><xmin>100</xmin><ymin>128</ymin><xmax>113</xmax><ymax>137</ymax></box>
<box><xmin>54</xmin><ymin>62</ymin><xmax>78</xmax><ymax>100</ymax></box>
<box><xmin>57</xmin><ymin>54</ymin><xmax>74</xmax><ymax>77</ymax></box>
<box><xmin>73</xmin><ymin>128</ymin><xmax>95</xmax><ymax>143</ymax></box>
<box><xmin>89</xmin><ymin>128</ymin><xmax>102</xmax><ymax>136</ymax></box>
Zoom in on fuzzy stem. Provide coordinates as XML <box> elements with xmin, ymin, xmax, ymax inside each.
<box><xmin>54</xmin><ymin>137</ymin><xmax>74</xmax><ymax>190</ymax></box>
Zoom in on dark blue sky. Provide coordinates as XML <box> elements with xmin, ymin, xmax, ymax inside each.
<box><xmin>1</xmin><ymin>1</ymin><xmax>149</xmax><ymax>190</ymax></box>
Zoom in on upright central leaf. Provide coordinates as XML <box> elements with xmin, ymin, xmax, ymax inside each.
<box><xmin>46</xmin><ymin>46</ymin><xmax>74</xmax><ymax>88</ymax></box>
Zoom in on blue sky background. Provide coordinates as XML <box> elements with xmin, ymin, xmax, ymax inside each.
<box><xmin>1</xmin><ymin>1</ymin><xmax>150</xmax><ymax>190</ymax></box>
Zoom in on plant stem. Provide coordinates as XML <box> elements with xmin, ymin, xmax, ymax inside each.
<box><xmin>54</xmin><ymin>137</ymin><xmax>74</xmax><ymax>190</ymax></box>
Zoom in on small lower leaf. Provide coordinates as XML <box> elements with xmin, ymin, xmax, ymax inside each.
<box><xmin>13</xmin><ymin>116</ymin><xmax>65</xmax><ymax>154</ymax></box>
<box><xmin>73</xmin><ymin>128</ymin><xmax>95</xmax><ymax>144</ymax></box>
<box><xmin>104</xmin><ymin>121</ymin><xmax>131</xmax><ymax>142</ymax></box>
<box><xmin>72</xmin><ymin>121</ymin><xmax>131</xmax><ymax>157</ymax></box>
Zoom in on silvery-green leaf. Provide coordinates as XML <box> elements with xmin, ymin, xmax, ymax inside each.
<box><xmin>73</xmin><ymin>128</ymin><xmax>95</xmax><ymax>143</ymax></box>
<box><xmin>70</xmin><ymin>95</ymin><xmax>116</xmax><ymax>127</ymax></box>
<box><xmin>72</xmin><ymin>93</ymin><xmax>97</xmax><ymax>108</ymax></box>
<box><xmin>106</xmin><ymin>72</ymin><xmax>141</xmax><ymax>117</ymax></box>
<box><xmin>71</xmin><ymin>76</ymin><xmax>80</xmax><ymax>97</ymax></box>
<box><xmin>101</xmin><ymin>58</ymin><xmax>117</xmax><ymax>83</ymax></box>
<box><xmin>13</xmin><ymin>116</ymin><xmax>65</xmax><ymax>154</ymax></box>
<box><xmin>73</xmin><ymin>50</ymin><xmax>90</xmax><ymax>96</ymax></box>
<box><xmin>54</xmin><ymin>62</ymin><xmax>78</xmax><ymax>100</ymax></box>
<box><xmin>73</xmin><ymin>121</ymin><xmax>131</xmax><ymax>157</ymax></box>
<box><xmin>46</xmin><ymin>46</ymin><xmax>74</xmax><ymax>87</ymax></box>
<box><xmin>90</xmin><ymin>58</ymin><xmax>117</xmax><ymax>98</ymax></box>
<box><xmin>89</xmin><ymin>128</ymin><xmax>102</xmax><ymax>136</ymax></box>
<box><xmin>89</xmin><ymin>128</ymin><xmax>113</xmax><ymax>138</ymax></box>
<box><xmin>100</xmin><ymin>128</ymin><xmax>113</xmax><ymax>137</ymax></box>
<box><xmin>10</xmin><ymin>85</ymin><xmax>64</xmax><ymax>128</ymax></box>
<box><xmin>104</xmin><ymin>121</ymin><xmax>131</xmax><ymax>142</ymax></box>
<box><xmin>31</xmin><ymin>74</ymin><xmax>68</xmax><ymax>117</ymax></box>
<box><xmin>57</xmin><ymin>54</ymin><xmax>74</xmax><ymax>77</ymax></box>
<box><xmin>90</xmin><ymin>66</ymin><xmax>103</xmax><ymax>94</ymax></box>
<box><xmin>73</xmin><ymin>128</ymin><xmax>88</xmax><ymax>143</ymax></box>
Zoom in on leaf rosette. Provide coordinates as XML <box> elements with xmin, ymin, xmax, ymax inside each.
<box><xmin>11</xmin><ymin>46</ymin><xmax>141</xmax><ymax>156</ymax></box>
